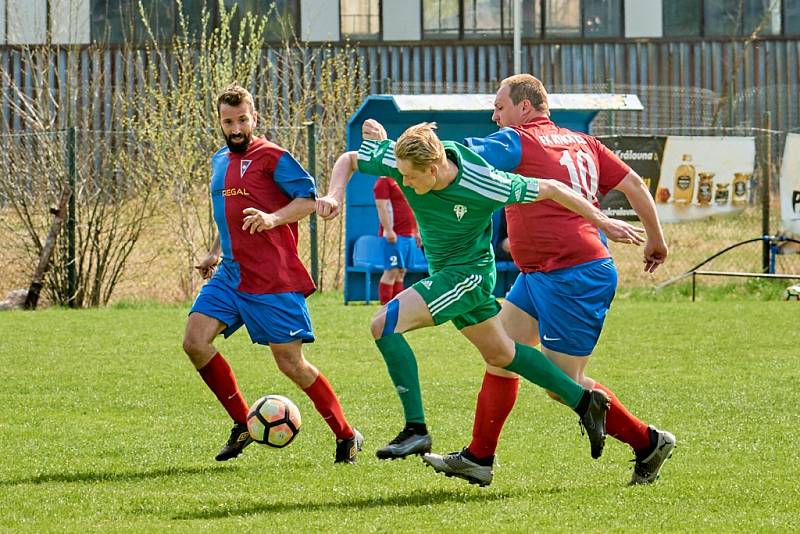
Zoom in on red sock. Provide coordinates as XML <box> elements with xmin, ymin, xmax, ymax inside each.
<box><xmin>198</xmin><ymin>353</ymin><xmax>249</xmax><ymax>424</ymax></box>
<box><xmin>393</xmin><ymin>281</ymin><xmax>404</xmax><ymax>297</ymax></box>
<box><xmin>303</xmin><ymin>373</ymin><xmax>353</xmax><ymax>440</ymax></box>
<box><xmin>592</xmin><ymin>381</ymin><xmax>651</xmax><ymax>451</ymax></box>
<box><xmin>378</xmin><ymin>282</ymin><xmax>393</xmax><ymax>304</ymax></box>
<box><xmin>467</xmin><ymin>372</ymin><xmax>520</xmax><ymax>459</ymax></box>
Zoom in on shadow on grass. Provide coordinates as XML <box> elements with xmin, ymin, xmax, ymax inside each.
<box><xmin>0</xmin><ymin>464</ymin><xmax>238</xmax><ymax>486</ymax></box>
<box><xmin>171</xmin><ymin>487</ymin><xmax>519</xmax><ymax>519</ymax></box>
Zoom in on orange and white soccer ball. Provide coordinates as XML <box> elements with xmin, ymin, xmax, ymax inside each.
<box><xmin>246</xmin><ymin>395</ymin><xmax>302</xmax><ymax>448</ymax></box>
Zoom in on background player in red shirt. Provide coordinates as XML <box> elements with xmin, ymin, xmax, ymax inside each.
<box><xmin>464</xmin><ymin>74</ymin><xmax>674</xmax><ymax>485</ymax></box>
<box><xmin>373</xmin><ymin>176</ymin><xmax>421</xmax><ymax>304</ymax></box>
<box><xmin>183</xmin><ymin>83</ymin><xmax>362</xmax><ymax>464</ymax></box>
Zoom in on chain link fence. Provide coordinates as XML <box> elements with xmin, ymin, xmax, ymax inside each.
<box><xmin>2</xmin><ymin>84</ymin><xmax>799</xmax><ymax>304</ymax></box>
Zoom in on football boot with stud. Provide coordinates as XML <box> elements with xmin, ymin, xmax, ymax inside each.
<box><xmin>422</xmin><ymin>449</ymin><xmax>493</xmax><ymax>487</ymax></box>
<box><xmin>215</xmin><ymin>422</ymin><xmax>253</xmax><ymax>461</ymax></box>
<box><xmin>579</xmin><ymin>389</ymin><xmax>611</xmax><ymax>459</ymax></box>
<box><xmin>630</xmin><ymin>426</ymin><xmax>676</xmax><ymax>485</ymax></box>
<box><xmin>334</xmin><ymin>428</ymin><xmax>364</xmax><ymax>464</ymax></box>
<box><xmin>376</xmin><ymin>425</ymin><xmax>432</xmax><ymax>460</ymax></box>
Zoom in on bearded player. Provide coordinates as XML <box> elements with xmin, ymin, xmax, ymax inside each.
<box><xmin>183</xmin><ymin>83</ymin><xmax>362</xmax><ymax>464</ymax></box>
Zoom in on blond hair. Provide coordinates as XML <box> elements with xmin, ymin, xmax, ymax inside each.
<box><xmin>500</xmin><ymin>74</ymin><xmax>549</xmax><ymax>113</ymax></box>
<box><xmin>216</xmin><ymin>82</ymin><xmax>255</xmax><ymax>116</ymax></box>
<box><xmin>395</xmin><ymin>122</ymin><xmax>445</xmax><ymax>169</ymax></box>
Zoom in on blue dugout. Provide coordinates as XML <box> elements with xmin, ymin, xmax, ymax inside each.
<box><xmin>343</xmin><ymin>93</ymin><xmax>643</xmax><ymax>304</ymax></box>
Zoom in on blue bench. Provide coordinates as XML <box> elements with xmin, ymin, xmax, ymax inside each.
<box><xmin>345</xmin><ymin>235</ymin><xmax>429</xmax><ymax>304</ymax></box>
<box><xmin>345</xmin><ymin>233</ymin><xmax>518</xmax><ymax>302</ymax></box>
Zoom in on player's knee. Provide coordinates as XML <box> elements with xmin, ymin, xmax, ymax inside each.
<box><xmin>182</xmin><ymin>335</ymin><xmax>202</xmax><ymax>358</ymax></box>
<box><xmin>371</xmin><ymin>298</ymin><xmax>400</xmax><ymax>339</ymax></box>
<box><xmin>482</xmin><ymin>350</ymin><xmax>513</xmax><ymax>368</ymax></box>
<box><xmin>274</xmin><ymin>355</ymin><xmax>300</xmax><ymax>378</ymax></box>
<box><xmin>370</xmin><ymin>311</ymin><xmax>385</xmax><ymax>340</ymax></box>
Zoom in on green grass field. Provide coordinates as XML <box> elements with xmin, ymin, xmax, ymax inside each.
<box><xmin>1</xmin><ymin>291</ymin><xmax>798</xmax><ymax>532</ymax></box>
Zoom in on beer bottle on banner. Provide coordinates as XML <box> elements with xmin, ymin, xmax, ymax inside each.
<box><xmin>715</xmin><ymin>183</ymin><xmax>730</xmax><ymax>205</ymax></box>
<box><xmin>732</xmin><ymin>172</ymin><xmax>750</xmax><ymax>205</ymax></box>
<box><xmin>673</xmin><ymin>154</ymin><xmax>695</xmax><ymax>204</ymax></box>
<box><xmin>697</xmin><ymin>172</ymin><xmax>714</xmax><ymax>205</ymax></box>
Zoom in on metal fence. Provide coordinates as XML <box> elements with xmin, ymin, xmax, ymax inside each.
<box><xmin>1</xmin><ymin>38</ymin><xmax>799</xmax><ymax>132</ymax></box>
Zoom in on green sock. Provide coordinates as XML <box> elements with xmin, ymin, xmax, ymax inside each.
<box><xmin>504</xmin><ymin>342</ymin><xmax>585</xmax><ymax>409</ymax></box>
<box><xmin>375</xmin><ymin>333</ymin><xmax>425</xmax><ymax>424</ymax></box>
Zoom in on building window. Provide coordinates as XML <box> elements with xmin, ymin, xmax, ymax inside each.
<box><xmin>423</xmin><ymin>0</ymin><xmax>461</xmax><ymax>39</ymax></box>
<box><xmin>787</xmin><ymin>0</ymin><xmax>800</xmax><ymax>35</ymax></box>
<box><xmin>521</xmin><ymin>0</ymin><xmax>541</xmax><ymax>37</ymax></box>
<box><xmin>583</xmin><ymin>0</ymin><xmax>621</xmax><ymax>37</ymax></box>
<box><xmin>544</xmin><ymin>0</ymin><xmax>580</xmax><ymax>37</ymax></box>
<box><xmin>705</xmin><ymin>0</ymin><xmax>782</xmax><ymax>37</ymax></box>
<box><xmin>221</xmin><ymin>0</ymin><xmax>298</xmax><ymax>42</ymax></box>
<box><xmin>91</xmin><ymin>0</ymin><xmax>176</xmax><ymax>44</ymax></box>
<box><xmin>89</xmin><ymin>1</ymin><xmax>298</xmax><ymax>44</ymax></box>
<box><xmin>423</xmin><ymin>0</ymin><xmax>538</xmax><ymax>39</ymax></box>
<box><xmin>743</xmin><ymin>0</ymin><xmax>781</xmax><ymax>36</ymax></box>
<box><xmin>463</xmin><ymin>0</ymin><xmax>507</xmax><ymax>38</ymax></box>
<box><xmin>663</xmin><ymin>0</ymin><xmax>702</xmax><ymax>37</ymax></box>
<box><xmin>341</xmin><ymin>0</ymin><xmax>381</xmax><ymax>40</ymax></box>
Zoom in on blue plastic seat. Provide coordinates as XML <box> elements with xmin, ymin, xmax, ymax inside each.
<box><xmin>348</xmin><ymin>235</ymin><xmax>385</xmax><ymax>304</ymax></box>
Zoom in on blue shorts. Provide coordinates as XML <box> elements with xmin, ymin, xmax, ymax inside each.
<box><xmin>506</xmin><ymin>258</ymin><xmax>617</xmax><ymax>356</ymax></box>
<box><xmin>190</xmin><ymin>262</ymin><xmax>314</xmax><ymax>346</ymax></box>
<box><xmin>383</xmin><ymin>235</ymin><xmax>415</xmax><ymax>271</ymax></box>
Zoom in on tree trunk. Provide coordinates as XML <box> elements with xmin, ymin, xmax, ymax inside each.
<box><xmin>24</xmin><ymin>182</ymin><xmax>73</xmax><ymax>310</ymax></box>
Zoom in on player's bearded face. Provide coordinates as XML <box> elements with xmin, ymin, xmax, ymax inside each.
<box><xmin>219</xmin><ymin>103</ymin><xmax>257</xmax><ymax>153</ymax></box>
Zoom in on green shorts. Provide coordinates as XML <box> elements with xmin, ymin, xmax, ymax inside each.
<box><xmin>411</xmin><ymin>265</ymin><xmax>500</xmax><ymax>330</ymax></box>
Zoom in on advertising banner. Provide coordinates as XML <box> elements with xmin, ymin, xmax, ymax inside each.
<box><xmin>599</xmin><ymin>136</ymin><xmax>666</xmax><ymax>221</ymax></box>
<box><xmin>654</xmin><ymin>136</ymin><xmax>756</xmax><ymax>223</ymax></box>
<box><xmin>779</xmin><ymin>133</ymin><xmax>800</xmax><ymax>236</ymax></box>
<box><xmin>600</xmin><ymin>135</ymin><xmax>757</xmax><ymax>223</ymax></box>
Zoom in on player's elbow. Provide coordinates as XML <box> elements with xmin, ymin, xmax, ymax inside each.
<box><xmin>339</xmin><ymin>151</ymin><xmax>358</xmax><ymax>172</ymax></box>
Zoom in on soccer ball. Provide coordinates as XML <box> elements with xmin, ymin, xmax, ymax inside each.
<box><xmin>246</xmin><ymin>395</ymin><xmax>301</xmax><ymax>448</ymax></box>
<box><xmin>784</xmin><ymin>283</ymin><xmax>800</xmax><ymax>301</ymax></box>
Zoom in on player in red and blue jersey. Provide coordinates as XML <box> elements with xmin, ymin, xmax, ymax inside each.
<box><xmin>183</xmin><ymin>83</ymin><xmax>362</xmax><ymax>464</ymax></box>
<box><xmin>463</xmin><ymin>74</ymin><xmax>675</xmax><ymax>485</ymax></box>
<box><xmin>373</xmin><ymin>176</ymin><xmax>420</xmax><ymax>304</ymax></box>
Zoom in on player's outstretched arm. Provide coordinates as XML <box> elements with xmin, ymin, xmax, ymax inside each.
<box><xmin>241</xmin><ymin>197</ymin><xmax>315</xmax><ymax>234</ymax></box>
<box><xmin>537</xmin><ymin>179</ymin><xmax>646</xmax><ymax>246</ymax></box>
<box><xmin>317</xmin><ymin>151</ymin><xmax>358</xmax><ymax>220</ymax></box>
<box><xmin>614</xmin><ymin>171</ymin><xmax>668</xmax><ymax>272</ymax></box>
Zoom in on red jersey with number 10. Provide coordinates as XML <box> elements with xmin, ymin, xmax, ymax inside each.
<box><xmin>467</xmin><ymin>117</ymin><xmax>630</xmax><ymax>272</ymax></box>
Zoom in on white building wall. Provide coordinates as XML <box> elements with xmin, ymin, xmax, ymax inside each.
<box><xmin>0</xmin><ymin>0</ymin><xmax>5</xmax><ymax>44</ymax></box>
<box><xmin>300</xmin><ymin>0</ymin><xmax>340</xmax><ymax>42</ymax></box>
<box><xmin>624</xmin><ymin>0</ymin><xmax>662</xmax><ymax>38</ymax></box>
<box><xmin>51</xmin><ymin>0</ymin><xmax>91</xmax><ymax>44</ymax></box>
<box><xmin>382</xmin><ymin>0</ymin><xmax>421</xmax><ymax>41</ymax></box>
<box><xmin>7</xmin><ymin>0</ymin><xmax>47</xmax><ymax>44</ymax></box>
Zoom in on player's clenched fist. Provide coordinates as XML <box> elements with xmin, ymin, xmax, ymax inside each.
<box><xmin>362</xmin><ymin>119</ymin><xmax>387</xmax><ymax>141</ymax></box>
<box><xmin>195</xmin><ymin>253</ymin><xmax>219</xmax><ymax>280</ymax></box>
<box><xmin>316</xmin><ymin>196</ymin><xmax>340</xmax><ymax>220</ymax></box>
<box><xmin>242</xmin><ymin>207</ymin><xmax>278</xmax><ymax>233</ymax></box>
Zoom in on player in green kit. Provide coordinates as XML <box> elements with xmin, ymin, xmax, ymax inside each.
<box><xmin>317</xmin><ymin>120</ymin><xmax>645</xmax><ymax>485</ymax></box>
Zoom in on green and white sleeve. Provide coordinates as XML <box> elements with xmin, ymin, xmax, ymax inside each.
<box><xmin>503</xmin><ymin>172</ymin><xmax>540</xmax><ymax>206</ymax></box>
<box><xmin>356</xmin><ymin>139</ymin><xmax>403</xmax><ymax>181</ymax></box>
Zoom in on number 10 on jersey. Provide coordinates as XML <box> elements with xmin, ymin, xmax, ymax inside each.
<box><xmin>559</xmin><ymin>150</ymin><xmax>599</xmax><ymax>201</ymax></box>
